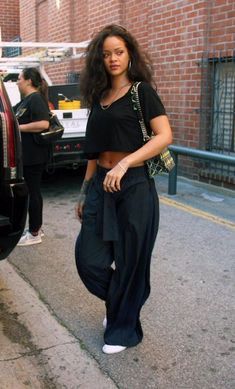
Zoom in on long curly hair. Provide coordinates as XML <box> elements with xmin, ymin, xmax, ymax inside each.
<box><xmin>80</xmin><ymin>24</ymin><xmax>153</xmax><ymax>108</ymax></box>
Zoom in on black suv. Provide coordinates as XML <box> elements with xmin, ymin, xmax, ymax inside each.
<box><xmin>0</xmin><ymin>77</ymin><xmax>28</xmax><ymax>260</ymax></box>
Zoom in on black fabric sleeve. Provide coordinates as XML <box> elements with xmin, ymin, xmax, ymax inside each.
<box><xmin>85</xmin><ymin>152</ymin><xmax>99</xmax><ymax>160</ymax></box>
<box><xmin>138</xmin><ymin>82</ymin><xmax>166</xmax><ymax>125</ymax></box>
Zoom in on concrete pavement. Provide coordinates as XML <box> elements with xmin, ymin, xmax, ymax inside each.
<box><xmin>0</xmin><ymin>261</ymin><xmax>117</xmax><ymax>388</ymax></box>
<box><xmin>1</xmin><ymin>171</ymin><xmax>234</xmax><ymax>388</ymax></box>
<box><xmin>156</xmin><ymin>173</ymin><xmax>235</xmax><ymax>225</ymax></box>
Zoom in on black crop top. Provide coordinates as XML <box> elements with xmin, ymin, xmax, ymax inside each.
<box><xmin>84</xmin><ymin>82</ymin><xmax>166</xmax><ymax>159</ymax></box>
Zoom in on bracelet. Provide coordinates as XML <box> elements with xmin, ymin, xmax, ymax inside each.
<box><xmin>118</xmin><ymin>162</ymin><xmax>127</xmax><ymax>174</ymax></box>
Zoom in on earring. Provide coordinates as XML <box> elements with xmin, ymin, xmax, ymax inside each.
<box><xmin>128</xmin><ymin>61</ymin><xmax>132</xmax><ymax>71</ymax></box>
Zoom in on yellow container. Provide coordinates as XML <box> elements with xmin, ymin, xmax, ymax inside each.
<box><xmin>58</xmin><ymin>100</ymin><xmax>81</xmax><ymax>110</ymax></box>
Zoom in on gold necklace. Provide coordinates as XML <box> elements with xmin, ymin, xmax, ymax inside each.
<box><xmin>100</xmin><ymin>82</ymin><xmax>131</xmax><ymax>110</ymax></box>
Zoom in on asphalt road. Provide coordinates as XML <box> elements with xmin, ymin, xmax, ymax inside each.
<box><xmin>4</xmin><ymin>168</ymin><xmax>235</xmax><ymax>388</ymax></box>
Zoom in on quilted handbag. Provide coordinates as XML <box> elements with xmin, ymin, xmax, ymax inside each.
<box><xmin>131</xmin><ymin>82</ymin><xmax>175</xmax><ymax>178</ymax></box>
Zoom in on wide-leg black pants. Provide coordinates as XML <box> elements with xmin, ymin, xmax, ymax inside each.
<box><xmin>75</xmin><ymin>165</ymin><xmax>159</xmax><ymax>347</ymax></box>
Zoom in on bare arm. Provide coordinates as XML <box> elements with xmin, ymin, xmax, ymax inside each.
<box><xmin>19</xmin><ymin>120</ymin><xmax>49</xmax><ymax>133</ymax></box>
<box><xmin>103</xmin><ymin>115</ymin><xmax>173</xmax><ymax>191</ymax></box>
<box><xmin>121</xmin><ymin>115</ymin><xmax>173</xmax><ymax>169</ymax></box>
<box><xmin>84</xmin><ymin>159</ymin><xmax>97</xmax><ymax>181</ymax></box>
<box><xmin>76</xmin><ymin>159</ymin><xmax>97</xmax><ymax>222</ymax></box>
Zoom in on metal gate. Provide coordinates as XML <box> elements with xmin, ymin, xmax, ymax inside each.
<box><xmin>200</xmin><ymin>53</ymin><xmax>235</xmax><ymax>182</ymax></box>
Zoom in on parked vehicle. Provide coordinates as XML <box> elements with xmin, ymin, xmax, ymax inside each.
<box><xmin>0</xmin><ymin>77</ymin><xmax>28</xmax><ymax>260</ymax></box>
<box><xmin>1</xmin><ymin>40</ymin><xmax>90</xmax><ymax>172</ymax></box>
<box><xmin>3</xmin><ymin>76</ymin><xmax>88</xmax><ymax>172</ymax></box>
<box><xmin>47</xmin><ymin>84</ymin><xmax>88</xmax><ymax>171</ymax></box>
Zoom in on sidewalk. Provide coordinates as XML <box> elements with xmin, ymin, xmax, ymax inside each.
<box><xmin>1</xmin><ymin>173</ymin><xmax>234</xmax><ymax>388</ymax></box>
<box><xmin>155</xmin><ymin>174</ymin><xmax>235</xmax><ymax>225</ymax></box>
<box><xmin>0</xmin><ymin>261</ymin><xmax>117</xmax><ymax>389</ymax></box>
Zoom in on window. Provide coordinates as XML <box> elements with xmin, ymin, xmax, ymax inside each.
<box><xmin>3</xmin><ymin>36</ymin><xmax>21</xmax><ymax>58</ymax></box>
<box><xmin>212</xmin><ymin>61</ymin><xmax>235</xmax><ymax>153</ymax></box>
<box><xmin>199</xmin><ymin>55</ymin><xmax>235</xmax><ymax>181</ymax></box>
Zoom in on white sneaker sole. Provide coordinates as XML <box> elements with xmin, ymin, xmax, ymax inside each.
<box><xmin>17</xmin><ymin>239</ymin><xmax>42</xmax><ymax>246</ymax></box>
<box><xmin>102</xmin><ymin>344</ymin><xmax>127</xmax><ymax>354</ymax></box>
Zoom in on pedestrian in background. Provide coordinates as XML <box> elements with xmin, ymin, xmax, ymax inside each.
<box><xmin>14</xmin><ymin>67</ymin><xmax>50</xmax><ymax>246</ymax></box>
<box><xmin>75</xmin><ymin>25</ymin><xmax>172</xmax><ymax>354</ymax></box>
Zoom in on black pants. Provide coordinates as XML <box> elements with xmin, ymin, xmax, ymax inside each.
<box><xmin>75</xmin><ymin>165</ymin><xmax>159</xmax><ymax>347</ymax></box>
<box><xmin>23</xmin><ymin>164</ymin><xmax>45</xmax><ymax>233</ymax></box>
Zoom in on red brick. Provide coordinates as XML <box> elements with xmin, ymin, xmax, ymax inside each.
<box><xmin>1</xmin><ymin>0</ymin><xmax>234</xmax><ymax>182</ymax></box>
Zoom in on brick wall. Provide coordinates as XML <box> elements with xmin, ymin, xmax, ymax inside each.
<box><xmin>20</xmin><ymin>0</ymin><xmax>37</xmax><ymax>43</ymax></box>
<box><xmin>207</xmin><ymin>0</ymin><xmax>234</xmax><ymax>52</ymax></box>
<box><xmin>3</xmin><ymin>0</ymin><xmax>235</xmax><ymax>181</ymax></box>
<box><xmin>0</xmin><ymin>1</ymin><xmax>19</xmax><ymax>41</ymax></box>
<box><xmin>71</xmin><ymin>0</ymin><xmax>233</xmax><ymax>153</ymax></box>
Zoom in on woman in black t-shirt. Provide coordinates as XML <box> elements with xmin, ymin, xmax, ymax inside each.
<box><xmin>75</xmin><ymin>25</ymin><xmax>173</xmax><ymax>354</ymax></box>
<box><xmin>14</xmin><ymin>67</ymin><xmax>50</xmax><ymax>246</ymax></box>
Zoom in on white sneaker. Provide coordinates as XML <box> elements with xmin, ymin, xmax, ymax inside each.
<box><xmin>17</xmin><ymin>231</ymin><xmax>42</xmax><ymax>246</ymax></box>
<box><xmin>23</xmin><ymin>228</ymin><xmax>45</xmax><ymax>237</ymax></box>
<box><xmin>102</xmin><ymin>344</ymin><xmax>127</xmax><ymax>354</ymax></box>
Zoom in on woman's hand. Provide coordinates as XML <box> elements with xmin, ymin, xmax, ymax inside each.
<box><xmin>103</xmin><ymin>162</ymin><xmax>128</xmax><ymax>192</ymax></box>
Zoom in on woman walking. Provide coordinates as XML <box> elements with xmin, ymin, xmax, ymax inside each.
<box><xmin>14</xmin><ymin>68</ymin><xmax>50</xmax><ymax>246</ymax></box>
<box><xmin>75</xmin><ymin>25</ymin><xmax>172</xmax><ymax>354</ymax></box>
